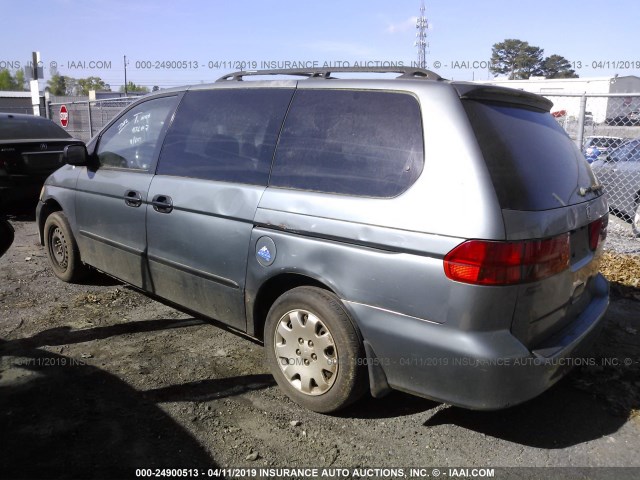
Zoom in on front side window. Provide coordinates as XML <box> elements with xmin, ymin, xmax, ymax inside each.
<box><xmin>270</xmin><ymin>89</ymin><xmax>424</xmax><ymax>197</ymax></box>
<box><xmin>97</xmin><ymin>96</ymin><xmax>178</xmax><ymax>170</ymax></box>
<box><xmin>157</xmin><ymin>88</ymin><xmax>295</xmax><ymax>186</ymax></box>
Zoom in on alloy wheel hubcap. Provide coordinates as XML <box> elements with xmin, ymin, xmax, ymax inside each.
<box><xmin>274</xmin><ymin>309</ymin><xmax>338</xmax><ymax>396</ymax></box>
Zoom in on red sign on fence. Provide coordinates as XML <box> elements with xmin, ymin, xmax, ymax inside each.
<box><xmin>59</xmin><ymin>105</ymin><xmax>69</xmax><ymax>128</ymax></box>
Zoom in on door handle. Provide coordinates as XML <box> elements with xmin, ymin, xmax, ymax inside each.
<box><xmin>152</xmin><ymin>194</ymin><xmax>173</xmax><ymax>213</ymax></box>
<box><xmin>124</xmin><ymin>190</ymin><xmax>142</xmax><ymax>207</ymax></box>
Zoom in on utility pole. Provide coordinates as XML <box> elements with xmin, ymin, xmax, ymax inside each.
<box><xmin>415</xmin><ymin>1</ymin><xmax>429</xmax><ymax>69</ymax></box>
<box><xmin>124</xmin><ymin>55</ymin><xmax>128</xmax><ymax>95</ymax></box>
<box><xmin>30</xmin><ymin>51</ymin><xmax>41</xmax><ymax>116</ymax></box>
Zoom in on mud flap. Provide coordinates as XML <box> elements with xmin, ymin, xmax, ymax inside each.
<box><xmin>363</xmin><ymin>340</ymin><xmax>391</xmax><ymax>398</ymax></box>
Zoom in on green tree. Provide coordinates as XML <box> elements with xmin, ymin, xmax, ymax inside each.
<box><xmin>47</xmin><ymin>75</ymin><xmax>80</xmax><ymax>96</ymax></box>
<box><xmin>66</xmin><ymin>77</ymin><xmax>79</xmax><ymax>95</ymax></box>
<box><xmin>541</xmin><ymin>55</ymin><xmax>579</xmax><ymax>79</ymax></box>
<box><xmin>119</xmin><ymin>81</ymin><xmax>149</xmax><ymax>94</ymax></box>
<box><xmin>77</xmin><ymin>76</ymin><xmax>110</xmax><ymax>95</ymax></box>
<box><xmin>0</xmin><ymin>69</ymin><xmax>18</xmax><ymax>90</ymax></box>
<box><xmin>14</xmin><ymin>69</ymin><xmax>26</xmax><ymax>90</ymax></box>
<box><xmin>47</xmin><ymin>74</ymin><xmax>66</xmax><ymax>95</ymax></box>
<box><xmin>490</xmin><ymin>39</ymin><xmax>544</xmax><ymax>79</ymax></box>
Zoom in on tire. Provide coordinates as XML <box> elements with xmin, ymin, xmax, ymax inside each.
<box><xmin>0</xmin><ymin>215</ymin><xmax>14</xmax><ymax>257</ymax></box>
<box><xmin>264</xmin><ymin>286</ymin><xmax>368</xmax><ymax>413</ymax></box>
<box><xmin>44</xmin><ymin>212</ymin><xmax>89</xmax><ymax>283</ymax></box>
<box><xmin>632</xmin><ymin>201</ymin><xmax>640</xmax><ymax>238</ymax></box>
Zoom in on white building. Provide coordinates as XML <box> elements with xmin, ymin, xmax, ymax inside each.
<box><xmin>473</xmin><ymin>76</ymin><xmax>640</xmax><ymax>123</ymax></box>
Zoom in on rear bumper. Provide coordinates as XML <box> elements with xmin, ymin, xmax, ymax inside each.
<box><xmin>345</xmin><ymin>273</ymin><xmax>609</xmax><ymax>410</ymax></box>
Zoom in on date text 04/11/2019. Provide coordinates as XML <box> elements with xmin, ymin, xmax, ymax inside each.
<box><xmin>12</xmin><ymin>357</ymin><xmax>90</xmax><ymax>367</ymax></box>
<box><xmin>134</xmin><ymin>467</ymin><xmax>496</xmax><ymax>478</ymax></box>
<box><xmin>130</xmin><ymin>60</ymin><xmax>408</xmax><ymax>70</ymax></box>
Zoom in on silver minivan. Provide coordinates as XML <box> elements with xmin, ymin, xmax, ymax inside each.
<box><xmin>37</xmin><ymin>68</ymin><xmax>609</xmax><ymax>413</ymax></box>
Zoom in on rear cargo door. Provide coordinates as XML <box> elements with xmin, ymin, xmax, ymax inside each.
<box><xmin>461</xmin><ymin>91</ymin><xmax>609</xmax><ymax>348</ymax></box>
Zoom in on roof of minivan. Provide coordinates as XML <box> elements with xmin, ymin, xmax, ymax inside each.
<box><xmin>146</xmin><ymin>68</ymin><xmax>553</xmax><ymax>112</ymax></box>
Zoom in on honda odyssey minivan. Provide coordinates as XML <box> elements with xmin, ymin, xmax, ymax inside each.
<box><xmin>37</xmin><ymin>67</ymin><xmax>609</xmax><ymax>413</ymax></box>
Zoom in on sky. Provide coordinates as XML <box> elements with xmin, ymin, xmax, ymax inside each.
<box><xmin>1</xmin><ymin>0</ymin><xmax>639</xmax><ymax>90</ymax></box>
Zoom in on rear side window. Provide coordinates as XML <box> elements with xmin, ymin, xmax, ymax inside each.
<box><xmin>464</xmin><ymin>101</ymin><xmax>598</xmax><ymax>210</ymax></box>
<box><xmin>157</xmin><ymin>88</ymin><xmax>294</xmax><ymax>186</ymax></box>
<box><xmin>270</xmin><ymin>90</ymin><xmax>424</xmax><ymax>197</ymax></box>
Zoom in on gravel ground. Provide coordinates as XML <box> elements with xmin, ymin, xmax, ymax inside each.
<box><xmin>604</xmin><ymin>214</ymin><xmax>640</xmax><ymax>255</ymax></box>
<box><xmin>1</xmin><ymin>217</ymin><xmax>639</xmax><ymax>480</ymax></box>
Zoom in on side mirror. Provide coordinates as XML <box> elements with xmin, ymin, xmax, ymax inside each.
<box><xmin>63</xmin><ymin>144</ymin><xmax>90</xmax><ymax>166</ymax></box>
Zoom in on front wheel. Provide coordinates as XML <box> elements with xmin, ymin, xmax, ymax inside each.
<box><xmin>264</xmin><ymin>286</ymin><xmax>368</xmax><ymax>413</ymax></box>
<box><xmin>44</xmin><ymin>211</ymin><xmax>89</xmax><ymax>283</ymax></box>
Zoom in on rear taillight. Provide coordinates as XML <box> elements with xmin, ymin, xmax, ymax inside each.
<box><xmin>588</xmin><ymin>216</ymin><xmax>608</xmax><ymax>251</ymax></box>
<box><xmin>444</xmin><ymin>234</ymin><xmax>570</xmax><ymax>286</ymax></box>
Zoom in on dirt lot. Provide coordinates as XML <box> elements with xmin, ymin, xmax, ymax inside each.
<box><xmin>1</xmin><ymin>216</ymin><xmax>639</xmax><ymax>480</ymax></box>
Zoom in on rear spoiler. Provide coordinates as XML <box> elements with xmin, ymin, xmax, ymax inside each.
<box><xmin>453</xmin><ymin>83</ymin><xmax>553</xmax><ymax>112</ymax></box>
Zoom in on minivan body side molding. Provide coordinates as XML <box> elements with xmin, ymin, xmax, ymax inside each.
<box><xmin>79</xmin><ymin>230</ymin><xmax>144</xmax><ymax>256</ymax></box>
<box><xmin>79</xmin><ymin>229</ymin><xmax>240</xmax><ymax>289</ymax></box>
<box><xmin>147</xmin><ymin>254</ymin><xmax>240</xmax><ymax>289</ymax></box>
<box><xmin>253</xmin><ymin>206</ymin><xmax>464</xmax><ymax>257</ymax></box>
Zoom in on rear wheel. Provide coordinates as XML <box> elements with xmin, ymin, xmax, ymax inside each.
<box><xmin>264</xmin><ymin>286</ymin><xmax>368</xmax><ymax>413</ymax></box>
<box><xmin>44</xmin><ymin>212</ymin><xmax>89</xmax><ymax>282</ymax></box>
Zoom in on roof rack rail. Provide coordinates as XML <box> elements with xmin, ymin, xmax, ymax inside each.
<box><xmin>215</xmin><ymin>67</ymin><xmax>442</xmax><ymax>82</ymax></box>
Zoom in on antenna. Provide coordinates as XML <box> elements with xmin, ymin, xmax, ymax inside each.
<box><xmin>415</xmin><ymin>1</ymin><xmax>429</xmax><ymax>69</ymax></box>
<box><xmin>124</xmin><ymin>55</ymin><xmax>128</xmax><ymax>95</ymax></box>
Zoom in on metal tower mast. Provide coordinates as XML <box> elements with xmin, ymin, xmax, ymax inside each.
<box><xmin>415</xmin><ymin>1</ymin><xmax>428</xmax><ymax>68</ymax></box>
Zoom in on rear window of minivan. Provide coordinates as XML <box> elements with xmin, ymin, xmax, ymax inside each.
<box><xmin>463</xmin><ymin>101</ymin><xmax>598</xmax><ymax>210</ymax></box>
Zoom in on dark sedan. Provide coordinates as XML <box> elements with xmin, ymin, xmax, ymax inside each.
<box><xmin>0</xmin><ymin>113</ymin><xmax>83</xmax><ymax>210</ymax></box>
<box><xmin>605</xmin><ymin>110</ymin><xmax>640</xmax><ymax>126</ymax></box>
<box><xmin>591</xmin><ymin>138</ymin><xmax>640</xmax><ymax>236</ymax></box>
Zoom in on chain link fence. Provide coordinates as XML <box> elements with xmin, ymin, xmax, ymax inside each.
<box><xmin>545</xmin><ymin>93</ymin><xmax>640</xmax><ymax>243</ymax></box>
<box><xmin>47</xmin><ymin>97</ymin><xmax>140</xmax><ymax>143</ymax></box>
